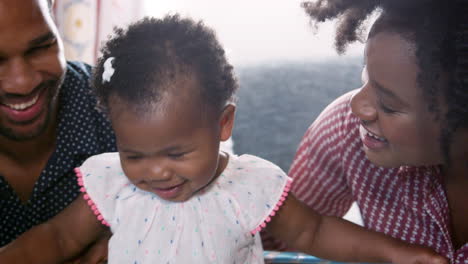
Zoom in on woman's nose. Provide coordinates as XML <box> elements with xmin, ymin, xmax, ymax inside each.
<box><xmin>350</xmin><ymin>86</ymin><xmax>377</xmax><ymax>123</ymax></box>
<box><xmin>0</xmin><ymin>57</ymin><xmax>41</xmax><ymax>95</ymax></box>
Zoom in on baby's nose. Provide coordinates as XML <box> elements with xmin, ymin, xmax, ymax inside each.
<box><xmin>149</xmin><ymin>164</ymin><xmax>173</xmax><ymax>181</ymax></box>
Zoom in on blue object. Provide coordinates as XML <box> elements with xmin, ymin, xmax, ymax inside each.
<box><xmin>264</xmin><ymin>251</ymin><xmax>350</xmax><ymax>264</ymax></box>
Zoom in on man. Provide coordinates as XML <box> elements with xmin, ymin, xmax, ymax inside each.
<box><xmin>0</xmin><ymin>0</ymin><xmax>116</xmax><ymax>261</ymax></box>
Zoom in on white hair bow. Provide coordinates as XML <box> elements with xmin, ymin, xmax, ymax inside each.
<box><xmin>102</xmin><ymin>57</ymin><xmax>115</xmax><ymax>84</ymax></box>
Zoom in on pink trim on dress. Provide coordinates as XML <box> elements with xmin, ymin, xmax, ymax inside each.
<box><xmin>250</xmin><ymin>178</ymin><xmax>293</xmax><ymax>235</ymax></box>
<box><xmin>74</xmin><ymin>168</ymin><xmax>110</xmax><ymax>227</ymax></box>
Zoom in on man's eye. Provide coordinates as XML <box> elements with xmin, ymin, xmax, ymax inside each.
<box><xmin>27</xmin><ymin>42</ymin><xmax>55</xmax><ymax>55</ymax></box>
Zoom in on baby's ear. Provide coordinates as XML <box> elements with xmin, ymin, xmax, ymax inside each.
<box><xmin>219</xmin><ymin>104</ymin><xmax>236</xmax><ymax>141</ymax></box>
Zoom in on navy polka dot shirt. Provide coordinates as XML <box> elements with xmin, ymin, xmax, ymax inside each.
<box><xmin>0</xmin><ymin>61</ymin><xmax>117</xmax><ymax>246</ymax></box>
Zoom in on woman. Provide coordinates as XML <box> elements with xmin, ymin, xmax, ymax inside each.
<box><xmin>286</xmin><ymin>0</ymin><xmax>467</xmax><ymax>262</ymax></box>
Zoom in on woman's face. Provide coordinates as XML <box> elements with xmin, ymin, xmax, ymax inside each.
<box><xmin>351</xmin><ymin>31</ymin><xmax>444</xmax><ymax>168</ymax></box>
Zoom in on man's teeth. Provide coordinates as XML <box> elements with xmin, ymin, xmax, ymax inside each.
<box><xmin>5</xmin><ymin>94</ymin><xmax>39</xmax><ymax>110</ymax></box>
<box><xmin>367</xmin><ymin>132</ymin><xmax>386</xmax><ymax>142</ymax></box>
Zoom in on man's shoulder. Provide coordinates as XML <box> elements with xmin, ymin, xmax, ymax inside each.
<box><xmin>61</xmin><ymin>61</ymin><xmax>94</xmax><ymax>92</ymax></box>
<box><xmin>60</xmin><ymin>61</ymin><xmax>95</xmax><ymax>102</ymax></box>
<box><xmin>57</xmin><ymin>61</ymin><xmax>116</xmax><ymax>150</ymax></box>
<box><xmin>66</xmin><ymin>61</ymin><xmax>93</xmax><ymax>79</ymax></box>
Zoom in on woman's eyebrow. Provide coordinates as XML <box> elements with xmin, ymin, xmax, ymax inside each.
<box><xmin>371</xmin><ymin>79</ymin><xmax>409</xmax><ymax>107</ymax></box>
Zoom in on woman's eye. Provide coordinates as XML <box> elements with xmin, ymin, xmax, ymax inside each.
<box><xmin>378</xmin><ymin>100</ymin><xmax>397</xmax><ymax>114</ymax></box>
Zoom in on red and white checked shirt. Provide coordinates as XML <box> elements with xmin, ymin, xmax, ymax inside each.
<box><xmin>289</xmin><ymin>90</ymin><xmax>467</xmax><ymax>263</ymax></box>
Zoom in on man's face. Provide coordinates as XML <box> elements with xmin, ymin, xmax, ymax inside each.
<box><xmin>0</xmin><ymin>0</ymin><xmax>66</xmax><ymax>141</ymax></box>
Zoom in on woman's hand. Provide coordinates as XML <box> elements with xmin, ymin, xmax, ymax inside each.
<box><xmin>390</xmin><ymin>243</ymin><xmax>448</xmax><ymax>264</ymax></box>
<box><xmin>260</xmin><ymin>230</ymin><xmax>288</xmax><ymax>251</ymax></box>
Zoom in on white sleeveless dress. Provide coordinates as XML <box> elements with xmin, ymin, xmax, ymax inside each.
<box><xmin>75</xmin><ymin>152</ymin><xmax>291</xmax><ymax>264</ymax></box>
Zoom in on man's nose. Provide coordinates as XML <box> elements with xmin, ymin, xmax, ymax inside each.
<box><xmin>0</xmin><ymin>57</ymin><xmax>41</xmax><ymax>95</ymax></box>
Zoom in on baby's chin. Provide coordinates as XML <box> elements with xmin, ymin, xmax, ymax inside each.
<box><xmin>162</xmin><ymin>193</ymin><xmax>192</xmax><ymax>203</ymax></box>
<box><xmin>146</xmin><ymin>180</ymin><xmax>213</xmax><ymax>202</ymax></box>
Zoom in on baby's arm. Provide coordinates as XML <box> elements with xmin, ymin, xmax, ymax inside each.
<box><xmin>0</xmin><ymin>194</ymin><xmax>107</xmax><ymax>264</ymax></box>
<box><xmin>265</xmin><ymin>194</ymin><xmax>447</xmax><ymax>264</ymax></box>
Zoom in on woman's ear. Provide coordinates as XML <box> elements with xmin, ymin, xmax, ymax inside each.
<box><xmin>219</xmin><ymin>104</ymin><xmax>236</xmax><ymax>141</ymax></box>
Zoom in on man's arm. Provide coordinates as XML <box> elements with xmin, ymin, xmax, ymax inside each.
<box><xmin>66</xmin><ymin>230</ymin><xmax>111</xmax><ymax>264</ymax></box>
<box><xmin>0</xmin><ymin>194</ymin><xmax>107</xmax><ymax>264</ymax></box>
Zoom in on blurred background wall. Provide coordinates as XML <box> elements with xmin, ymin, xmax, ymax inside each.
<box><xmin>52</xmin><ymin>0</ymin><xmax>368</xmax><ymax>224</ymax></box>
<box><xmin>51</xmin><ymin>0</ymin><xmax>365</xmax><ymax>171</ymax></box>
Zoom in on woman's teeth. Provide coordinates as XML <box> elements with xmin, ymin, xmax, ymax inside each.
<box><xmin>5</xmin><ymin>94</ymin><xmax>39</xmax><ymax>111</ymax></box>
<box><xmin>367</xmin><ymin>131</ymin><xmax>386</xmax><ymax>142</ymax></box>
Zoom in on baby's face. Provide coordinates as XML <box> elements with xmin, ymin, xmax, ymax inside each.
<box><xmin>108</xmin><ymin>96</ymin><xmax>228</xmax><ymax>202</ymax></box>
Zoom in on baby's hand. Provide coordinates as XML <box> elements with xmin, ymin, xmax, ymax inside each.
<box><xmin>390</xmin><ymin>244</ymin><xmax>448</xmax><ymax>264</ymax></box>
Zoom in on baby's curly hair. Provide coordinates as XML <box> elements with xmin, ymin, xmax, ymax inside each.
<box><xmin>92</xmin><ymin>15</ymin><xmax>238</xmax><ymax>116</ymax></box>
<box><xmin>302</xmin><ymin>0</ymin><xmax>468</xmax><ymax>161</ymax></box>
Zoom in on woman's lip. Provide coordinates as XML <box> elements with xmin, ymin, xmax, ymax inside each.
<box><xmin>360</xmin><ymin>125</ymin><xmax>387</xmax><ymax>141</ymax></box>
<box><xmin>359</xmin><ymin>125</ymin><xmax>388</xmax><ymax>151</ymax></box>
